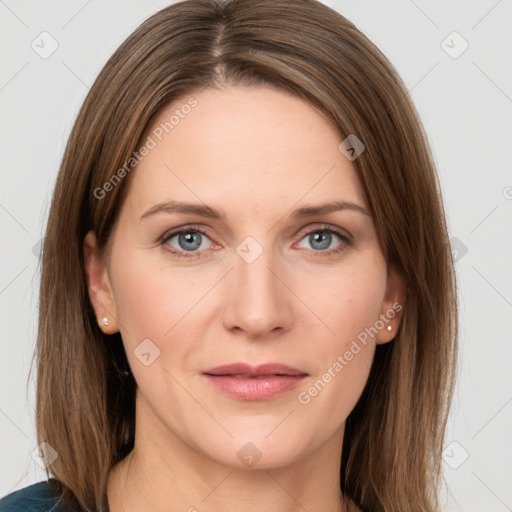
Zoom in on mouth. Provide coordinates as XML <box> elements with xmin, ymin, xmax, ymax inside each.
<box><xmin>202</xmin><ymin>362</ymin><xmax>308</xmax><ymax>378</ymax></box>
<box><xmin>202</xmin><ymin>363</ymin><xmax>308</xmax><ymax>400</ymax></box>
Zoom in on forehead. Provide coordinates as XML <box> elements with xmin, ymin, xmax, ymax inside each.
<box><xmin>126</xmin><ymin>85</ymin><xmax>367</xmax><ymax>218</ymax></box>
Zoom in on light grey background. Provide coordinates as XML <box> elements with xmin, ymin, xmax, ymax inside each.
<box><xmin>1</xmin><ymin>1</ymin><xmax>511</xmax><ymax>510</ymax></box>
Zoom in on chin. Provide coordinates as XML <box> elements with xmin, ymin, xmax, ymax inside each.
<box><xmin>197</xmin><ymin>428</ymin><xmax>310</xmax><ymax>471</ymax></box>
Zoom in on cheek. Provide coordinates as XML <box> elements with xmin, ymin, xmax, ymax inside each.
<box><xmin>301</xmin><ymin>260</ymin><xmax>387</xmax><ymax>345</ymax></box>
<box><xmin>109</xmin><ymin>248</ymin><xmax>186</xmax><ymax>351</ymax></box>
<box><xmin>109</xmin><ymin>246</ymin><xmax>218</xmax><ymax>382</ymax></box>
<box><xmin>293</xmin><ymin>259</ymin><xmax>386</xmax><ymax>412</ymax></box>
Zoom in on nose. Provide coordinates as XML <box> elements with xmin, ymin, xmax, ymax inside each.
<box><xmin>222</xmin><ymin>243</ymin><xmax>293</xmax><ymax>339</ymax></box>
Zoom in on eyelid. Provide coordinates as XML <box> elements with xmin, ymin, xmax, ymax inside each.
<box><xmin>160</xmin><ymin>222</ymin><xmax>351</xmax><ymax>241</ymax></box>
<box><xmin>158</xmin><ymin>223</ymin><xmax>216</xmax><ymax>246</ymax></box>
<box><xmin>159</xmin><ymin>222</ymin><xmax>352</xmax><ymax>258</ymax></box>
<box><xmin>293</xmin><ymin>222</ymin><xmax>353</xmax><ymax>244</ymax></box>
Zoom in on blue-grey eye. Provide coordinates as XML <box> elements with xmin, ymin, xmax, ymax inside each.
<box><xmin>298</xmin><ymin>229</ymin><xmax>345</xmax><ymax>252</ymax></box>
<box><xmin>167</xmin><ymin>230</ymin><xmax>210</xmax><ymax>252</ymax></box>
<box><xmin>308</xmin><ymin>231</ymin><xmax>333</xmax><ymax>250</ymax></box>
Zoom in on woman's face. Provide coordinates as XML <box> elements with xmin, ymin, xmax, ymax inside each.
<box><xmin>85</xmin><ymin>84</ymin><xmax>404</xmax><ymax>470</ymax></box>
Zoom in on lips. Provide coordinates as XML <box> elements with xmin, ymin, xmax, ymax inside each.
<box><xmin>202</xmin><ymin>363</ymin><xmax>308</xmax><ymax>400</ymax></box>
<box><xmin>202</xmin><ymin>362</ymin><xmax>308</xmax><ymax>378</ymax></box>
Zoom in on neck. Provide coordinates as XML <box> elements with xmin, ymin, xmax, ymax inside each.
<box><xmin>107</xmin><ymin>393</ymin><xmax>355</xmax><ymax>512</ymax></box>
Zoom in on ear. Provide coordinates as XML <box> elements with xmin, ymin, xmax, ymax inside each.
<box><xmin>83</xmin><ymin>230</ymin><xmax>119</xmax><ymax>334</ymax></box>
<box><xmin>375</xmin><ymin>264</ymin><xmax>406</xmax><ymax>345</ymax></box>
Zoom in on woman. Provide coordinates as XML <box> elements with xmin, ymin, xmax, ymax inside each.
<box><xmin>0</xmin><ymin>0</ymin><xmax>458</xmax><ymax>511</ymax></box>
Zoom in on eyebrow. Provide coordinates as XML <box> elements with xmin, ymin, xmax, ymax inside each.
<box><xmin>140</xmin><ymin>201</ymin><xmax>370</xmax><ymax>221</ymax></box>
<box><xmin>140</xmin><ymin>200</ymin><xmax>370</xmax><ymax>221</ymax></box>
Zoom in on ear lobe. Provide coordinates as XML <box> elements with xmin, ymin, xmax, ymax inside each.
<box><xmin>375</xmin><ymin>264</ymin><xmax>406</xmax><ymax>345</ymax></box>
<box><xmin>83</xmin><ymin>230</ymin><xmax>119</xmax><ymax>334</ymax></box>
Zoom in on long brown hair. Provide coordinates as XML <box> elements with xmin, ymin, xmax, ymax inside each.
<box><xmin>32</xmin><ymin>1</ymin><xmax>458</xmax><ymax>510</ymax></box>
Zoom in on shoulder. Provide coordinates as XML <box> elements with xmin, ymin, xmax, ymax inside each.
<box><xmin>0</xmin><ymin>480</ymin><xmax>64</xmax><ymax>512</ymax></box>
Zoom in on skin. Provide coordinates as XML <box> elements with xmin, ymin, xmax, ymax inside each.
<box><xmin>84</xmin><ymin>84</ymin><xmax>405</xmax><ymax>512</ymax></box>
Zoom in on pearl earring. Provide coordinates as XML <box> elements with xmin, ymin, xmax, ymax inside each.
<box><xmin>386</xmin><ymin>325</ymin><xmax>392</xmax><ymax>331</ymax></box>
<box><xmin>102</xmin><ymin>316</ymin><xmax>109</xmax><ymax>327</ymax></box>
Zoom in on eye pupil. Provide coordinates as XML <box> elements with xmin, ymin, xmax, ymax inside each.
<box><xmin>179</xmin><ymin>231</ymin><xmax>202</xmax><ymax>251</ymax></box>
<box><xmin>164</xmin><ymin>226</ymin><xmax>347</xmax><ymax>259</ymax></box>
<box><xmin>310</xmin><ymin>231</ymin><xmax>331</xmax><ymax>250</ymax></box>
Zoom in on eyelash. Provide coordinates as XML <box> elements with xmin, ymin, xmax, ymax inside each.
<box><xmin>158</xmin><ymin>223</ymin><xmax>352</xmax><ymax>260</ymax></box>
